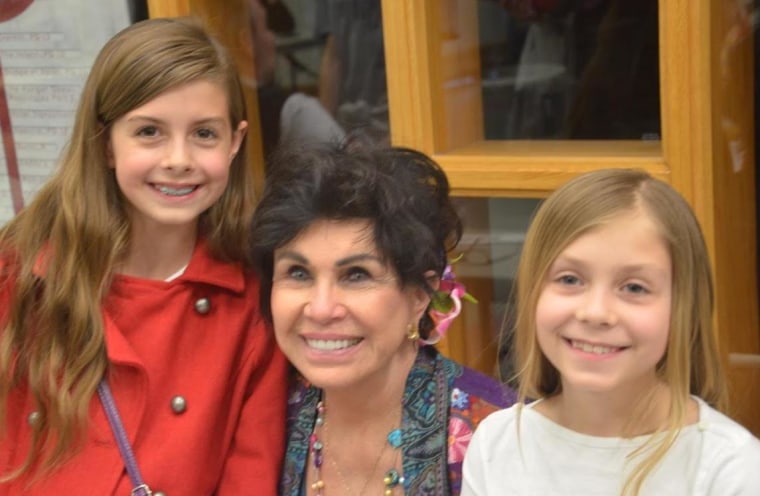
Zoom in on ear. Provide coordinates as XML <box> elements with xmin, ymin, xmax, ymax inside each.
<box><xmin>410</xmin><ymin>283</ymin><xmax>432</xmax><ymax>323</ymax></box>
<box><xmin>410</xmin><ymin>270</ymin><xmax>440</xmax><ymax>321</ymax></box>
<box><xmin>230</xmin><ymin>120</ymin><xmax>248</xmax><ymax>160</ymax></box>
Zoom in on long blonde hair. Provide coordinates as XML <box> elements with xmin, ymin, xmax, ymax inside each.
<box><xmin>512</xmin><ymin>168</ymin><xmax>726</xmax><ymax>495</ymax></box>
<box><xmin>0</xmin><ymin>17</ymin><xmax>254</xmax><ymax>478</ymax></box>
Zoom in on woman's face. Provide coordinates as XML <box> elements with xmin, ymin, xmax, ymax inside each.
<box><xmin>271</xmin><ymin>219</ymin><xmax>429</xmax><ymax>393</ymax></box>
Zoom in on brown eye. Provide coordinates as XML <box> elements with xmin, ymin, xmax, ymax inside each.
<box><xmin>195</xmin><ymin>127</ymin><xmax>218</xmax><ymax>140</ymax></box>
<box><xmin>287</xmin><ymin>265</ymin><xmax>310</xmax><ymax>281</ymax></box>
<box><xmin>345</xmin><ymin>267</ymin><xmax>370</xmax><ymax>282</ymax></box>
<box><xmin>557</xmin><ymin>274</ymin><xmax>580</xmax><ymax>285</ymax></box>
<box><xmin>623</xmin><ymin>283</ymin><xmax>648</xmax><ymax>294</ymax></box>
<box><xmin>136</xmin><ymin>126</ymin><xmax>159</xmax><ymax>137</ymax></box>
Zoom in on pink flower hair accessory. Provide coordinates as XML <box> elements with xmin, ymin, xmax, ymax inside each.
<box><xmin>422</xmin><ymin>256</ymin><xmax>478</xmax><ymax>346</ymax></box>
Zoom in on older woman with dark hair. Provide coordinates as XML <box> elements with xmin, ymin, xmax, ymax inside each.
<box><xmin>251</xmin><ymin>143</ymin><xmax>516</xmax><ymax>495</ymax></box>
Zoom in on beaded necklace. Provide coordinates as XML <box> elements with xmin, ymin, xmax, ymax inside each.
<box><xmin>309</xmin><ymin>400</ymin><xmax>404</xmax><ymax>495</ymax></box>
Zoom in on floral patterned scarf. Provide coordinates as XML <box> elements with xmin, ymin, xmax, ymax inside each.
<box><xmin>279</xmin><ymin>346</ymin><xmax>514</xmax><ymax>495</ymax></box>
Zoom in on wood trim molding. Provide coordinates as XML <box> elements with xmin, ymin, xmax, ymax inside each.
<box><xmin>146</xmin><ymin>0</ymin><xmax>188</xmax><ymax>18</ymax></box>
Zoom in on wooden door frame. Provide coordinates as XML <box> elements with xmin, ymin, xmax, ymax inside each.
<box><xmin>382</xmin><ymin>0</ymin><xmax>759</xmax><ymax>432</ymax></box>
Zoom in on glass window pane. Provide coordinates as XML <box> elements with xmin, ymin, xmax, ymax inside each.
<box><xmin>252</xmin><ymin>0</ymin><xmax>389</xmax><ymax>160</ymax></box>
<box><xmin>452</xmin><ymin>196</ymin><xmax>540</xmax><ymax>380</ymax></box>
<box><xmin>478</xmin><ymin>0</ymin><xmax>660</xmax><ymax>140</ymax></box>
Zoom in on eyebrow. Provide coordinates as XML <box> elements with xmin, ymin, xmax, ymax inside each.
<box><xmin>553</xmin><ymin>256</ymin><xmax>669</xmax><ymax>277</ymax></box>
<box><xmin>125</xmin><ymin>116</ymin><xmax>227</xmax><ymax>126</ymax></box>
<box><xmin>274</xmin><ymin>251</ymin><xmax>383</xmax><ymax>267</ymax></box>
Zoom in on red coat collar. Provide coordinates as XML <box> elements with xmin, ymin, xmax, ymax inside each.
<box><xmin>31</xmin><ymin>238</ymin><xmax>246</xmax><ymax>293</ymax></box>
<box><xmin>179</xmin><ymin>238</ymin><xmax>246</xmax><ymax>293</ymax></box>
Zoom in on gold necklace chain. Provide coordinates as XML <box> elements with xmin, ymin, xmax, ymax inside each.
<box><xmin>310</xmin><ymin>399</ymin><xmax>404</xmax><ymax>495</ymax></box>
<box><xmin>323</xmin><ymin>419</ymin><xmax>390</xmax><ymax>494</ymax></box>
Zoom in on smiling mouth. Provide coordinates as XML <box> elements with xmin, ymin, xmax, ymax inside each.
<box><xmin>153</xmin><ymin>184</ymin><xmax>198</xmax><ymax>196</ymax></box>
<box><xmin>305</xmin><ymin>338</ymin><xmax>362</xmax><ymax>351</ymax></box>
<box><xmin>568</xmin><ymin>339</ymin><xmax>626</xmax><ymax>355</ymax></box>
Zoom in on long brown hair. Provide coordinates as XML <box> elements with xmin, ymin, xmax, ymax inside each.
<box><xmin>0</xmin><ymin>17</ymin><xmax>253</xmax><ymax>478</ymax></box>
<box><xmin>512</xmin><ymin>168</ymin><xmax>725</xmax><ymax>495</ymax></box>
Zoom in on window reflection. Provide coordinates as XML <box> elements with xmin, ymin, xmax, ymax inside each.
<box><xmin>454</xmin><ymin>197</ymin><xmax>541</xmax><ymax>382</ymax></box>
<box><xmin>246</xmin><ymin>0</ymin><xmax>345</xmax><ymax>161</ymax></box>
<box><xmin>248</xmin><ymin>0</ymin><xmax>389</xmax><ymax>160</ymax></box>
<box><xmin>479</xmin><ymin>0</ymin><xmax>660</xmax><ymax>140</ymax></box>
<box><xmin>315</xmin><ymin>0</ymin><xmax>389</xmax><ymax>143</ymax></box>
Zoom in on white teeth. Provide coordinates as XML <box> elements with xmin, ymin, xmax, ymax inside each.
<box><xmin>305</xmin><ymin>338</ymin><xmax>361</xmax><ymax>351</ymax></box>
<box><xmin>157</xmin><ymin>185</ymin><xmax>195</xmax><ymax>196</ymax></box>
<box><xmin>571</xmin><ymin>340</ymin><xmax>619</xmax><ymax>355</ymax></box>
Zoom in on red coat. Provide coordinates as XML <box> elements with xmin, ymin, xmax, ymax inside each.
<box><xmin>0</xmin><ymin>240</ymin><xmax>288</xmax><ymax>495</ymax></box>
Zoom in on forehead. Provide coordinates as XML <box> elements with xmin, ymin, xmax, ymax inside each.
<box><xmin>279</xmin><ymin>219</ymin><xmax>377</xmax><ymax>254</ymax></box>
<box><xmin>556</xmin><ymin>210</ymin><xmax>670</xmax><ymax>265</ymax></box>
<box><xmin>119</xmin><ymin>79</ymin><xmax>230</xmax><ymax>120</ymax></box>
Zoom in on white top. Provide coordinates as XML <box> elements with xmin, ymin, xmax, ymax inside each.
<box><xmin>164</xmin><ymin>264</ymin><xmax>187</xmax><ymax>282</ymax></box>
<box><xmin>461</xmin><ymin>397</ymin><xmax>760</xmax><ymax>495</ymax></box>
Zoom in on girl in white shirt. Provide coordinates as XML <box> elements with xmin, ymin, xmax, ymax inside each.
<box><xmin>462</xmin><ymin>168</ymin><xmax>760</xmax><ymax>496</ymax></box>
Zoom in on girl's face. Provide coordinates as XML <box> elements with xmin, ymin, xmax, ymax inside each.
<box><xmin>271</xmin><ymin>219</ymin><xmax>428</xmax><ymax>394</ymax></box>
<box><xmin>535</xmin><ymin>209</ymin><xmax>672</xmax><ymax>400</ymax></box>
<box><xmin>108</xmin><ymin>80</ymin><xmax>247</xmax><ymax>239</ymax></box>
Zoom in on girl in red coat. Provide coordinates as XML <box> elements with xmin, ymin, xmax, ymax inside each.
<box><xmin>0</xmin><ymin>17</ymin><xmax>287</xmax><ymax>495</ymax></box>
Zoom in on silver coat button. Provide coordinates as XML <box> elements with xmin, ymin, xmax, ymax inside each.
<box><xmin>28</xmin><ymin>411</ymin><xmax>40</xmax><ymax>425</ymax></box>
<box><xmin>171</xmin><ymin>395</ymin><xmax>187</xmax><ymax>414</ymax></box>
<box><xmin>154</xmin><ymin>492</ymin><xmax>166</xmax><ymax>496</ymax></box>
<box><xmin>194</xmin><ymin>297</ymin><xmax>211</xmax><ymax>314</ymax></box>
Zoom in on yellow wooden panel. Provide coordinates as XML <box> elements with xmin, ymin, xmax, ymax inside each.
<box><xmin>146</xmin><ymin>0</ymin><xmax>188</xmax><ymax>18</ymax></box>
<box><xmin>383</xmin><ymin>0</ymin><xmax>483</xmax><ymax>153</ymax></box>
<box><xmin>436</xmin><ymin>140</ymin><xmax>667</xmax><ymax>196</ymax></box>
<box><xmin>660</xmin><ymin>0</ymin><xmax>759</xmax><ymax>433</ymax></box>
<box><xmin>382</xmin><ymin>0</ymin><xmax>435</xmax><ymax>151</ymax></box>
<box><xmin>437</xmin><ymin>0</ymin><xmax>483</xmax><ymax>150</ymax></box>
<box><xmin>707</xmin><ymin>0</ymin><xmax>760</xmax><ymax>433</ymax></box>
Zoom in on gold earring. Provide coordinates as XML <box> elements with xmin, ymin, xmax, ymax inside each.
<box><xmin>407</xmin><ymin>322</ymin><xmax>420</xmax><ymax>341</ymax></box>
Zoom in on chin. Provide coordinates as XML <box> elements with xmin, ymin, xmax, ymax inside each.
<box><xmin>562</xmin><ymin>378</ymin><xmax>620</xmax><ymax>395</ymax></box>
<box><xmin>303</xmin><ymin>374</ymin><xmax>356</xmax><ymax>392</ymax></box>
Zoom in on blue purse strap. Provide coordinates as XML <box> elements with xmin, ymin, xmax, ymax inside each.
<box><xmin>97</xmin><ymin>379</ymin><xmax>152</xmax><ymax>496</ymax></box>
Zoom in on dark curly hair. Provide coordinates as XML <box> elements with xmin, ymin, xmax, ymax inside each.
<box><xmin>250</xmin><ymin>142</ymin><xmax>463</xmax><ymax>339</ymax></box>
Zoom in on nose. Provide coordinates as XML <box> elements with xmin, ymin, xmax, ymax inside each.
<box><xmin>575</xmin><ymin>286</ymin><xmax>617</xmax><ymax>327</ymax></box>
<box><xmin>303</xmin><ymin>281</ymin><xmax>346</xmax><ymax>323</ymax></box>
<box><xmin>162</xmin><ymin>137</ymin><xmax>193</xmax><ymax>173</ymax></box>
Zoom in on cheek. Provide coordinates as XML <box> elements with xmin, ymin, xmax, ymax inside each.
<box><xmin>643</xmin><ymin>289</ymin><xmax>671</xmax><ymax>336</ymax></box>
<box><xmin>112</xmin><ymin>160</ymin><xmax>140</xmax><ymax>191</ymax></box>
<box><xmin>111</xmin><ymin>146</ymin><xmax>155</xmax><ymax>179</ymax></box>
<box><xmin>270</xmin><ymin>287</ymin><xmax>291</xmax><ymax>329</ymax></box>
<box><xmin>535</xmin><ymin>289</ymin><xmax>559</xmax><ymax>330</ymax></box>
<box><xmin>645</xmin><ymin>305</ymin><xmax>672</xmax><ymax>356</ymax></box>
<box><xmin>206</xmin><ymin>152</ymin><xmax>233</xmax><ymax>182</ymax></box>
<box><xmin>270</xmin><ymin>286</ymin><xmax>307</xmax><ymax>336</ymax></box>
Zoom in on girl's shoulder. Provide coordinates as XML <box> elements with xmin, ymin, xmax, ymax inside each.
<box><xmin>696</xmin><ymin>397</ymin><xmax>760</xmax><ymax>455</ymax></box>
<box><xmin>692</xmin><ymin>397</ymin><xmax>760</xmax><ymax>493</ymax></box>
<box><xmin>471</xmin><ymin>402</ymin><xmax>524</xmax><ymax>433</ymax></box>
